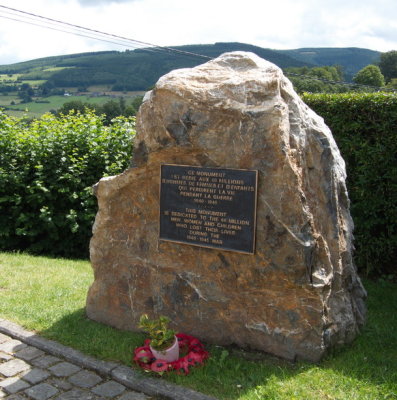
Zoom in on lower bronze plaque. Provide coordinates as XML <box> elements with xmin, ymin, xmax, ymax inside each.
<box><xmin>159</xmin><ymin>164</ymin><xmax>258</xmax><ymax>254</ymax></box>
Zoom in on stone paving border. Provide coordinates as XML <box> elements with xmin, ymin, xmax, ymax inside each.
<box><xmin>0</xmin><ymin>319</ymin><xmax>217</xmax><ymax>400</ymax></box>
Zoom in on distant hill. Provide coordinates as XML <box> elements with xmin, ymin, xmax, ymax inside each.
<box><xmin>0</xmin><ymin>43</ymin><xmax>381</xmax><ymax>92</ymax></box>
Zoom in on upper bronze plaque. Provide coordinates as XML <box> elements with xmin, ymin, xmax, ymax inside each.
<box><xmin>159</xmin><ymin>165</ymin><xmax>258</xmax><ymax>254</ymax></box>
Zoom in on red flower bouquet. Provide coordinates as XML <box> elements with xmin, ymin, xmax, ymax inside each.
<box><xmin>134</xmin><ymin>333</ymin><xmax>209</xmax><ymax>375</ymax></box>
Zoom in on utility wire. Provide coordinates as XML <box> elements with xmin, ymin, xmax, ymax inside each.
<box><xmin>0</xmin><ymin>8</ymin><xmax>142</xmax><ymax>47</ymax></box>
<box><xmin>0</xmin><ymin>10</ymin><xmax>168</xmax><ymax>54</ymax></box>
<box><xmin>0</xmin><ymin>4</ymin><xmax>395</xmax><ymax>92</ymax></box>
<box><xmin>0</xmin><ymin>14</ymin><xmax>161</xmax><ymax>52</ymax></box>
<box><xmin>0</xmin><ymin>4</ymin><xmax>212</xmax><ymax>60</ymax></box>
<box><xmin>0</xmin><ymin>7</ymin><xmax>179</xmax><ymax>56</ymax></box>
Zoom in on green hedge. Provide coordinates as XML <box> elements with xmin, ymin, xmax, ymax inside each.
<box><xmin>0</xmin><ymin>110</ymin><xmax>134</xmax><ymax>258</ymax></box>
<box><xmin>302</xmin><ymin>92</ymin><xmax>397</xmax><ymax>276</ymax></box>
<box><xmin>1</xmin><ymin>94</ymin><xmax>396</xmax><ymax>275</ymax></box>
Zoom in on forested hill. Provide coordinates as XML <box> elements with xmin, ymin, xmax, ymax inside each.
<box><xmin>0</xmin><ymin>43</ymin><xmax>381</xmax><ymax>91</ymax></box>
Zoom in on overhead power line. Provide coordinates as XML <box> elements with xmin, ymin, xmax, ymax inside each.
<box><xmin>0</xmin><ymin>14</ymin><xmax>160</xmax><ymax>52</ymax></box>
<box><xmin>0</xmin><ymin>4</ymin><xmax>211</xmax><ymax>60</ymax></box>
<box><xmin>0</xmin><ymin>4</ymin><xmax>395</xmax><ymax>92</ymax></box>
<box><xmin>0</xmin><ymin>10</ymin><xmax>161</xmax><ymax>54</ymax></box>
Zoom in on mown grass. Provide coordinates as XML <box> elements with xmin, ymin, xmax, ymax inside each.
<box><xmin>0</xmin><ymin>251</ymin><xmax>396</xmax><ymax>400</ymax></box>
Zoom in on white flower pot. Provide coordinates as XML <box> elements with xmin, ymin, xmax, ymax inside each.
<box><xmin>150</xmin><ymin>336</ymin><xmax>179</xmax><ymax>362</ymax></box>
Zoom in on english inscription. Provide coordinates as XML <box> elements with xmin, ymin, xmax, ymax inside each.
<box><xmin>159</xmin><ymin>165</ymin><xmax>258</xmax><ymax>254</ymax></box>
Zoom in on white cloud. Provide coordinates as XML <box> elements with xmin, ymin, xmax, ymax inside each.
<box><xmin>0</xmin><ymin>0</ymin><xmax>396</xmax><ymax>65</ymax></box>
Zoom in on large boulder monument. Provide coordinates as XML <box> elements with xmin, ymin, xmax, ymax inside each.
<box><xmin>86</xmin><ymin>52</ymin><xmax>366</xmax><ymax>362</ymax></box>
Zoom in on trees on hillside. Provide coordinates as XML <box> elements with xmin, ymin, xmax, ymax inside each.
<box><xmin>287</xmin><ymin>62</ymin><xmax>394</xmax><ymax>92</ymax></box>
<box><xmin>379</xmin><ymin>50</ymin><xmax>397</xmax><ymax>83</ymax></box>
<box><xmin>285</xmin><ymin>65</ymin><xmax>348</xmax><ymax>93</ymax></box>
<box><xmin>18</xmin><ymin>83</ymin><xmax>34</xmax><ymax>103</ymax></box>
<box><xmin>57</xmin><ymin>100</ymin><xmax>94</xmax><ymax>115</ymax></box>
<box><xmin>353</xmin><ymin>65</ymin><xmax>385</xmax><ymax>87</ymax></box>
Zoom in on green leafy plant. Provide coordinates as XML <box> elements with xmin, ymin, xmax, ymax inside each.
<box><xmin>0</xmin><ymin>109</ymin><xmax>135</xmax><ymax>258</ymax></box>
<box><xmin>138</xmin><ymin>314</ymin><xmax>176</xmax><ymax>351</ymax></box>
<box><xmin>302</xmin><ymin>92</ymin><xmax>397</xmax><ymax>277</ymax></box>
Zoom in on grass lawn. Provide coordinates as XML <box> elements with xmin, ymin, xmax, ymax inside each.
<box><xmin>0</xmin><ymin>251</ymin><xmax>396</xmax><ymax>400</ymax></box>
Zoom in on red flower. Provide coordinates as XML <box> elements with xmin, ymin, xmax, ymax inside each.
<box><xmin>187</xmin><ymin>351</ymin><xmax>204</xmax><ymax>365</ymax></box>
<box><xmin>151</xmin><ymin>359</ymin><xmax>169</xmax><ymax>373</ymax></box>
<box><xmin>133</xmin><ymin>348</ymin><xmax>153</xmax><ymax>364</ymax></box>
<box><xmin>173</xmin><ymin>356</ymin><xmax>191</xmax><ymax>374</ymax></box>
<box><xmin>133</xmin><ymin>333</ymin><xmax>209</xmax><ymax>375</ymax></box>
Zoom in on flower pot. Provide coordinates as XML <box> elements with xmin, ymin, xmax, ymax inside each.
<box><xmin>150</xmin><ymin>336</ymin><xmax>179</xmax><ymax>362</ymax></box>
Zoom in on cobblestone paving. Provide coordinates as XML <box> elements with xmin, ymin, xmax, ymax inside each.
<box><xmin>0</xmin><ymin>333</ymin><xmax>151</xmax><ymax>400</ymax></box>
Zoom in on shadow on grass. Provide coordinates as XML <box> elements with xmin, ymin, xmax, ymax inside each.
<box><xmin>40</xmin><ymin>308</ymin><xmax>145</xmax><ymax>367</ymax></box>
<box><xmin>40</xmin><ymin>308</ymin><xmax>309</xmax><ymax>399</ymax></box>
<box><xmin>39</xmin><ymin>279</ymin><xmax>397</xmax><ymax>400</ymax></box>
<box><xmin>169</xmin><ymin>279</ymin><xmax>397</xmax><ymax>399</ymax></box>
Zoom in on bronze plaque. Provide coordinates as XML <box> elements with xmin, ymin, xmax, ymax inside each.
<box><xmin>159</xmin><ymin>164</ymin><xmax>258</xmax><ymax>254</ymax></box>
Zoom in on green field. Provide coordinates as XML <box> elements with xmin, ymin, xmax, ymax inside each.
<box><xmin>0</xmin><ymin>94</ymin><xmax>18</xmax><ymax>104</ymax></box>
<box><xmin>20</xmin><ymin>79</ymin><xmax>47</xmax><ymax>86</ymax></box>
<box><xmin>0</xmin><ymin>252</ymin><xmax>396</xmax><ymax>400</ymax></box>
<box><xmin>42</xmin><ymin>66</ymin><xmax>73</xmax><ymax>72</ymax></box>
<box><xmin>0</xmin><ymin>73</ymin><xmax>21</xmax><ymax>82</ymax></box>
<box><xmin>0</xmin><ymin>63</ymin><xmax>146</xmax><ymax>119</ymax></box>
<box><xmin>1</xmin><ymin>94</ymin><xmax>142</xmax><ymax>118</ymax></box>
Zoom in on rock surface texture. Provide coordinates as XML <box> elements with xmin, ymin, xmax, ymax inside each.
<box><xmin>86</xmin><ymin>52</ymin><xmax>366</xmax><ymax>362</ymax></box>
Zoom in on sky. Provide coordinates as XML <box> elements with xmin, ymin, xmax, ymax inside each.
<box><xmin>0</xmin><ymin>0</ymin><xmax>396</xmax><ymax>65</ymax></box>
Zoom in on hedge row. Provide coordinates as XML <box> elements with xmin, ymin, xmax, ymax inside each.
<box><xmin>1</xmin><ymin>93</ymin><xmax>396</xmax><ymax>276</ymax></box>
<box><xmin>0</xmin><ymin>111</ymin><xmax>134</xmax><ymax>258</ymax></box>
<box><xmin>302</xmin><ymin>92</ymin><xmax>397</xmax><ymax>276</ymax></box>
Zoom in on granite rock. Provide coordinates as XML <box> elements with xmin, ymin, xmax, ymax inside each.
<box><xmin>86</xmin><ymin>51</ymin><xmax>366</xmax><ymax>361</ymax></box>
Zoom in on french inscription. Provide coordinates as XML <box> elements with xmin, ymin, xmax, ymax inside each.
<box><xmin>159</xmin><ymin>165</ymin><xmax>258</xmax><ymax>254</ymax></box>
